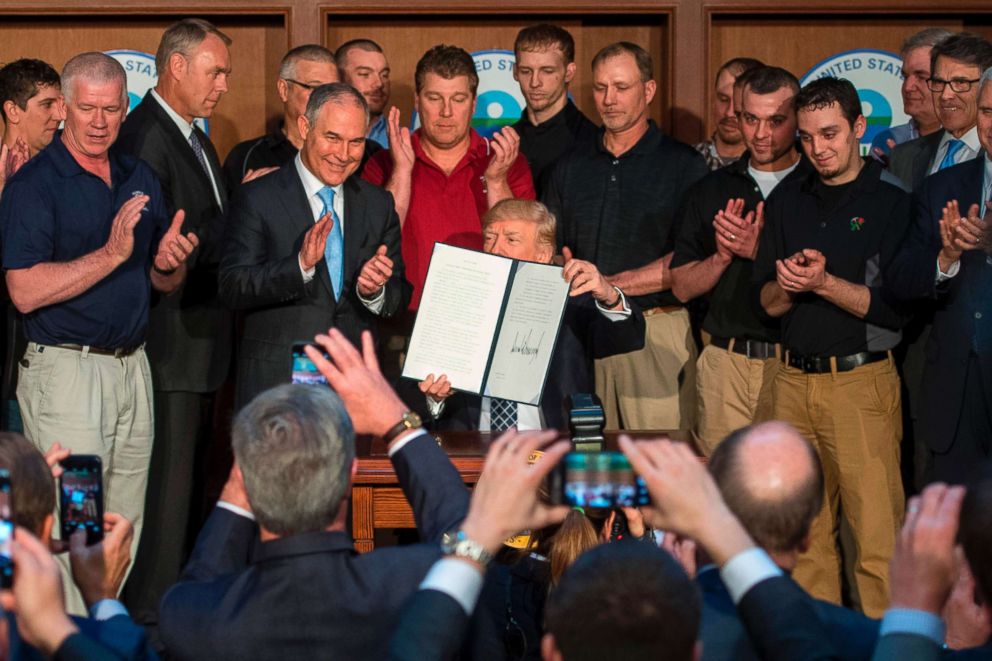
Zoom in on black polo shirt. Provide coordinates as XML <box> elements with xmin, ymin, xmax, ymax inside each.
<box><xmin>543</xmin><ymin>121</ymin><xmax>709</xmax><ymax>310</ymax></box>
<box><xmin>672</xmin><ymin>152</ymin><xmax>812</xmax><ymax>342</ymax></box>
<box><xmin>752</xmin><ymin>159</ymin><xmax>912</xmax><ymax>357</ymax></box>
<box><xmin>0</xmin><ymin>132</ymin><xmax>169</xmax><ymax>348</ymax></box>
<box><xmin>514</xmin><ymin>100</ymin><xmax>598</xmax><ymax>196</ymax></box>
<box><xmin>222</xmin><ymin>128</ymin><xmax>382</xmax><ymax>194</ymax></box>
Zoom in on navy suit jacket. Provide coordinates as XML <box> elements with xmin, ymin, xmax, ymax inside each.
<box><xmin>6</xmin><ymin>611</ymin><xmax>156</xmax><ymax>661</ymax></box>
<box><xmin>219</xmin><ymin>163</ymin><xmax>411</xmax><ymax>408</ymax></box>
<box><xmin>115</xmin><ymin>92</ymin><xmax>232</xmax><ymax>393</ymax></box>
<box><xmin>697</xmin><ymin>567</ymin><xmax>878</xmax><ymax>661</ymax></box>
<box><xmin>158</xmin><ymin>433</ymin><xmax>468</xmax><ymax>661</ymax></box>
<box><xmin>420</xmin><ymin>294</ymin><xmax>645</xmax><ymax>431</ymax></box>
<box><xmin>888</xmin><ymin>156</ymin><xmax>989</xmax><ymax>452</ymax></box>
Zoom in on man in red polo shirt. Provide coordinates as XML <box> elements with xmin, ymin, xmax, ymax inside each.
<box><xmin>362</xmin><ymin>44</ymin><xmax>535</xmax><ymax>310</ymax></box>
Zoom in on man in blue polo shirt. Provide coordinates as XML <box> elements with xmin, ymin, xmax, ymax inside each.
<box><xmin>0</xmin><ymin>52</ymin><xmax>196</xmax><ymax>610</ymax></box>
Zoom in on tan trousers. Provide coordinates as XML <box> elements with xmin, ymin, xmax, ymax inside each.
<box><xmin>596</xmin><ymin>308</ymin><xmax>696</xmax><ymax>430</ymax></box>
<box><xmin>17</xmin><ymin>343</ymin><xmax>154</xmax><ymax>614</ymax></box>
<box><xmin>694</xmin><ymin>343</ymin><xmax>779</xmax><ymax>456</ymax></box>
<box><xmin>771</xmin><ymin>356</ymin><xmax>904</xmax><ymax>617</ymax></box>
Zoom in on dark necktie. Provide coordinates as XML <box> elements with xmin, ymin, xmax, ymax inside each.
<box><xmin>490</xmin><ymin>397</ymin><xmax>518</xmax><ymax>432</ymax></box>
<box><xmin>188</xmin><ymin>131</ymin><xmax>211</xmax><ymax>176</ymax></box>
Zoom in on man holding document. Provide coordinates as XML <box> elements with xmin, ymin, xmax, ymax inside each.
<box><xmin>407</xmin><ymin>199</ymin><xmax>645</xmax><ymax>431</ymax></box>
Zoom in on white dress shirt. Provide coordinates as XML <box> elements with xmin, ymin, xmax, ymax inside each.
<box><xmin>293</xmin><ymin>154</ymin><xmax>384</xmax><ymax>312</ymax></box>
<box><xmin>928</xmin><ymin>126</ymin><xmax>981</xmax><ymax>175</ymax></box>
<box><xmin>149</xmin><ymin>89</ymin><xmax>223</xmax><ymax>208</ymax></box>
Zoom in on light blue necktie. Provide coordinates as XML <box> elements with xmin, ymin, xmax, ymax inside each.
<box><xmin>938</xmin><ymin>139</ymin><xmax>965</xmax><ymax>171</ymax></box>
<box><xmin>316</xmin><ymin>186</ymin><xmax>344</xmax><ymax>300</ymax></box>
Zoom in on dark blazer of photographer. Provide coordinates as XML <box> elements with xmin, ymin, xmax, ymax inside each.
<box><xmin>219</xmin><ymin>161</ymin><xmax>411</xmax><ymax>409</ymax></box>
<box><xmin>412</xmin><ymin>292</ymin><xmax>645</xmax><ymax>431</ymax></box>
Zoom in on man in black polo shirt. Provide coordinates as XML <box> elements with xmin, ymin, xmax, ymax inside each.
<box><xmin>754</xmin><ymin>77</ymin><xmax>911</xmax><ymax>617</ymax></box>
<box><xmin>512</xmin><ymin>24</ymin><xmax>598</xmax><ymax>195</ymax></box>
<box><xmin>0</xmin><ymin>52</ymin><xmax>196</xmax><ymax>610</ymax></box>
<box><xmin>671</xmin><ymin>66</ymin><xmax>809</xmax><ymax>455</ymax></box>
<box><xmin>544</xmin><ymin>41</ymin><xmax>708</xmax><ymax>430</ymax></box>
<box><xmin>222</xmin><ymin>45</ymin><xmax>339</xmax><ymax>192</ymax></box>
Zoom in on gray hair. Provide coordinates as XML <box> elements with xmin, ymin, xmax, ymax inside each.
<box><xmin>901</xmin><ymin>27</ymin><xmax>954</xmax><ymax>56</ymax></box>
<box><xmin>980</xmin><ymin>66</ymin><xmax>992</xmax><ymax>98</ymax></box>
<box><xmin>303</xmin><ymin>82</ymin><xmax>369</xmax><ymax>128</ymax></box>
<box><xmin>155</xmin><ymin>18</ymin><xmax>232</xmax><ymax>74</ymax></box>
<box><xmin>279</xmin><ymin>44</ymin><xmax>336</xmax><ymax>81</ymax></box>
<box><xmin>61</xmin><ymin>52</ymin><xmax>126</xmax><ymax>104</ymax></box>
<box><xmin>232</xmin><ymin>384</ymin><xmax>355</xmax><ymax>536</ymax></box>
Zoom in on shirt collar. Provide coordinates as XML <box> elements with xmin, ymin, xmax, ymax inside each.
<box><xmin>47</xmin><ymin>130</ymin><xmax>131</xmax><ymax>182</ymax></box>
<box><xmin>519</xmin><ymin>99</ymin><xmax>577</xmax><ymax>130</ymax></box>
<box><xmin>938</xmin><ymin>125</ymin><xmax>981</xmax><ymax>154</ymax></box>
<box><xmin>802</xmin><ymin>156</ymin><xmax>881</xmax><ymax>195</ymax></box>
<box><xmin>294</xmin><ymin>152</ymin><xmax>342</xmax><ymax>199</ymax></box>
<box><xmin>411</xmin><ymin>128</ymin><xmax>487</xmax><ymax>172</ymax></box>
<box><xmin>595</xmin><ymin>120</ymin><xmax>662</xmax><ymax>158</ymax></box>
<box><xmin>150</xmin><ymin>88</ymin><xmax>194</xmax><ymax>140</ymax></box>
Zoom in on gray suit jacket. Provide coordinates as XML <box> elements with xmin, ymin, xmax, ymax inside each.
<box><xmin>888</xmin><ymin>131</ymin><xmax>943</xmax><ymax>192</ymax></box>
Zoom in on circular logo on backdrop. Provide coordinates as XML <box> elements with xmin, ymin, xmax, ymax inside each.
<box><xmin>411</xmin><ymin>49</ymin><xmax>525</xmax><ymax>139</ymax></box>
<box><xmin>800</xmin><ymin>49</ymin><xmax>905</xmax><ymax>155</ymax></box>
<box><xmin>104</xmin><ymin>49</ymin><xmax>209</xmax><ymax>135</ymax></box>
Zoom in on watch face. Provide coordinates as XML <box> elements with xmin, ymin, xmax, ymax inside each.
<box><xmin>404</xmin><ymin>411</ymin><xmax>422</xmax><ymax>428</ymax></box>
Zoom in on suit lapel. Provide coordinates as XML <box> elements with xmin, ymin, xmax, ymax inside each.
<box><xmin>195</xmin><ymin>125</ymin><xmax>228</xmax><ymax>211</ymax></box>
<box><xmin>276</xmin><ymin>165</ymin><xmax>335</xmax><ymax>299</ymax></box>
<box><xmin>916</xmin><ymin>131</ymin><xmax>944</xmax><ymax>185</ymax></box>
<box><xmin>342</xmin><ymin>177</ymin><xmax>368</xmax><ymax>292</ymax></box>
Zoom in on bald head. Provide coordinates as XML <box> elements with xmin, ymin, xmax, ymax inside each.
<box><xmin>709</xmin><ymin>422</ymin><xmax>824</xmax><ymax>554</ymax></box>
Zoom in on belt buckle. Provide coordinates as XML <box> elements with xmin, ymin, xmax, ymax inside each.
<box><xmin>743</xmin><ymin>340</ymin><xmax>755</xmax><ymax>359</ymax></box>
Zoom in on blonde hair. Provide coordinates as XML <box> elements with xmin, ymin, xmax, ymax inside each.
<box><xmin>481</xmin><ymin>198</ymin><xmax>557</xmax><ymax>251</ymax></box>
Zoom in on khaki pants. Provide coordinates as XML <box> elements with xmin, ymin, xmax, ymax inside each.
<box><xmin>694</xmin><ymin>344</ymin><xmax>779</xmax><ymax>456</ymax></box>
<box><xmin>17</xmin><ymin>343</ymin><xmax>153</xmax><ymax>614</ymax></box>
<box><xmin>596</xmin><ymin>308</ymin><xmax>696</xmax><ymax>430</ymax></box>
<box><xmin>772</xmin><ymin>356</ymin><xmax>904</xmax><ymax>617</ymax></box>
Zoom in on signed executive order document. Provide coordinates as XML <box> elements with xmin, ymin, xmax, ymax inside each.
<box><xmin>402</xmin><ymin>243</ymin><xmax>569</xmax><ymax>405</ymax></box>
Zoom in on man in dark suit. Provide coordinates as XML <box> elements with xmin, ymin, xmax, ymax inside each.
<box><xmin>115</xmin><ymin>18</ymin><xmax>234</xmax><ymax>628</ymax></box>
<box><xmin>219</xmin><ymin>82</ymin><xmax>410</xmax><ymax>408</ymax></box>
<box><xmin>159</xmin><ymin>327</ymin><xmax>469</xmax><ymax>661</ymax></box>
<box><xmin>413</xmin><ymin>198</ymin><xmax>644</xmax><ymax>432</ymax></box>
<box><xmin>701</xmin><ymin>422</ymin><xmax>879</xmax><ymax>661</ymax></box>
<box><xmin>889</xmin><ymin>34</ymin><xmax>992</xmax><ymax>191</ymax></box>
<box><xmin>889</xmin><ymin>68</ymin><xmax>992</xmax><ymax>484</ymax></box>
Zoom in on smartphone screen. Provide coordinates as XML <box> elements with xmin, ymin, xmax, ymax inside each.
<box><xmin>291</xmin><ymin>342</ymin><xmax>328</xmax><ymax>386</ymax></box>
<box><xmin>59</xmin><ymin>456</ymin><xmax>104</xmax><ymax>545</ymax></box>
<box><xmin>549</xmin><ymin>452</ymin><xmax>650</xmax><ymax>508</ymax></box>
<box><xmin>0</xmin><ymin>469</ymin><xmax>12</xmax><ymax>588</ymax></box>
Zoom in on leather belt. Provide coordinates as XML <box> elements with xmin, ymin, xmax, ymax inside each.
<box><xmin>48</xmin><ymin>343</ymin><xmax>143</xmax><ymax>358</ymax></box>
<box><xmin>785</xmin><ymin>350</ymin><xmax>889</xmax><ymax>374</ymax></box>
<box><xmin>642</xmin><ymin>305</ymin><xmax>684</xmax><ymax>317</ymax></box>
<box><xmin>711</xmin><ymin>336</ymin><xmax>779</xmax><ymax>360</ymax></box>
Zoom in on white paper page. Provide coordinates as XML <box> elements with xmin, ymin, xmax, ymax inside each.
<box><xmin>402</xmin><ymin>244</ymin><xmax>513</xmax><ymax>393</ymax></box>
<box><xmin>484</xmin><ymin>261</ymin><xmax>569</xmax><ymax>404</ymax></box>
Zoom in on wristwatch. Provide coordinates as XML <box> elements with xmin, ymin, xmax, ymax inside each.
<box><xmin>440</xmin><ymin>530</ymin><xmax>494</xmax><ymax>566</ymax></box>
<box><xmin>382</xmin><ymin>410</ymin><xmax>422</xmax><ymax>443</ymax></box>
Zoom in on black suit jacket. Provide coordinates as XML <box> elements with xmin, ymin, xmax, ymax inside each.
<box><xmin>159</xmin><ymin>433</ymin><xmax>468</xmax><ymax>661</ymax></box>
<box><xmin>417</xmin><ymin>294</ymin><xmax>645</xmax><ymax>431</ymax></box>
<box><xmin>889</xmin><ymin>131</ymin><xmax>943</xmax><ymax>192</ymax></box>
<box><xmin>390</xmin><ymin>588</ymin><xmax>469</xmax><ymax>661</ymax></box>
<box><xmin>872</xmin><ymin>633</ymin><xmax>992</xmax><ymax>660</ymax></box>
<box><xmin>115</xmin><ymin>92</ymin><xmax>232</xmax><ymax>393</ymax></box>
<box><xmin>219</xmin><ymin>163</ymin><xmax>411</xmax><ymax>407</ymax></box>
<box><xmin>697</xmin><ymin>567</ymin><xmax>878</xmax><ymax>661</ymax></box>
<box><xmin>889</xmin><ymin>156</ymin><xmax>988</xmax><ymax>453</ymax></box>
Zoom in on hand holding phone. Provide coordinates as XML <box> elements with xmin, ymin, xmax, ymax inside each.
<box><xmin>291</xmin><ymin>342</ymin><xmax>329</xmax><ymax>386</ymax></box>
<box><xmin>547</xmin><ymin>451</ymin><xmax>651</xmax><ymax>508</ymax></box>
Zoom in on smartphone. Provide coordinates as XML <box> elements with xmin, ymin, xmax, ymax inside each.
<box><xmin>59</xmin><ymin>456</ymin><xmax>104</xmax><ymax>545</ymax></box>
<box><xmin>547</xmin><ymin>451</ymin><xmax>650</xmax><ymax>508</ymax></box>
<box><xmin>0</xmin><ymin>469</ymin><xmax>13</xmax><ymax>588</ymax></box>
<box><xmin>291</xmin><ymin>342</ymin><xmax>328</xmax><ymax>386</ymax></box>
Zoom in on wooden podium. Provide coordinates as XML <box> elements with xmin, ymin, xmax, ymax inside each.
<box><xmin>351</xmin><ymin>429</ymin><xmax>689</xmax><ymax>552</ymax></box>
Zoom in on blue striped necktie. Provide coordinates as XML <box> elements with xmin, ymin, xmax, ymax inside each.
<box><xmin>938</xmin><ymin>139</ymin><xmax>965</xmax><ymax>171</ymax></box>
<box><xmin>316</xmin><ymin>186</ymin><xmax>344</xmax><ymax>300</ymax></box>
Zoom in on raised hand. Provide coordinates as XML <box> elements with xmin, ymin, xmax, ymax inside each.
<box><xmin>387</xmin><ymin>106</ymin><xmax>414</xmax><ymax>175</ymax></box>
<box><xmin>483</xmin><ymin>126</ymin><xmax>521</xmax><ymax>184</ymax></box>
<box><xmin>419</xmin><ymin>373</ymin><xmax>453</xmax><ymax>403</ymax></box>
<box><xmin>153</xmin><ymin>210</ymin><xmax>199</xmax><ymax>273</ymax></box>
<box><xmin>69</xmin><ymin>512</ymin><xmax>134</xmax><ymax>607</ymax></box>
<box><xmin>298</xmin><ymin>213</ymin><xmax>334</xmax><ymax>272</ymax></box>
<box><xmin>562</xmin><ymin>246</ymin><xmax>617</xmax><ymax>305</ymax></box>
<box><xmin>948</xmin><ymin>201</ymin><xmax>985</xmax><ymax>254</ymax></box>
<box><xmin>716</xmin><ymin>199</ymin><xmax>764</xmax><ymax>260</ymax></box>
<box><xmin>104</xmin><ymin>194</ymin><xmax>150</xmax><ymax>264</ymax></box>
<box><xmin>357</xmin><ymin>244</ymin><xmax>393</xmax><ymax>297</ymax></box>
<box><xmin>0</xmin><ymin>138</ymin><xmax>29</xmax><ymax>195</ymax></box>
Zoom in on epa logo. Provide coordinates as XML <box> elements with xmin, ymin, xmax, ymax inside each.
<box><xmin>104</xmin><ymin>49</ymin><xmax>209</xmax><ymax>134</ymax></box>
<box><xmin>412</xmin><ymin>49</ymin><xmax>525</xmax><ymax>138</ymax></box>
<box><xmin>800</xmin><ymin>49</ymin><xmax>905</xmax><ymax>155</ymax></box>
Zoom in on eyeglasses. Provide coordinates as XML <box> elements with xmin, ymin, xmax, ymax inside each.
<box><xmin>927</xmin><ymin>77</ymin><xmax>982</xmax><ymax>93</ymax></box>
<box><xmin>283</xmin><ymin>78</ymin><xmax>319</xmax><ymax>91</ymax></box>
